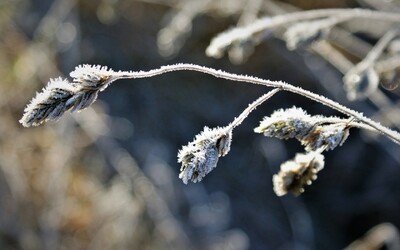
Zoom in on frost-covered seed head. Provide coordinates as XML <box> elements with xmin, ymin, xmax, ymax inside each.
<box><xmin>19</xmin><ymin>78</ymin><xmax>76</xmax><ymax>127</ymax></box>
<box><xmin>70</xmin><ymin>64</ymin><xmax>116</xmax><ymax>89</ymax></box>
<box><xmin>20</xmin><ymin>65</ymin><xmax>119</xmax><ymax>127</ymax></box>
<box><xmin>254</xmin><ymin>107</ymin><xmax>315</xmax><ymax>140</ymax></box>
<box><xmin>301</xmin><ymin>124</ymin><xmax>350</xmax><ymax>151</ymax></box>
<box><xmin>178</xmin><ymin>126</ymin><xmax>232</xmax><ymax>184</ymax></box>
<box><xmin>255</xmin><ymin>107</ymin><xmax>352</xmax><ymax>152</ymax></box>
<box><xmin>273</xmin><ymin>151</ymin><xmax>325</xmax><ymax>196</ymax></box>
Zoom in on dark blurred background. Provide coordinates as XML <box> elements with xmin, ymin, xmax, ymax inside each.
<box><xmin>1</xmin><ymin>0</ymin><xmax>400</xmax><ymax>249</ymax></box>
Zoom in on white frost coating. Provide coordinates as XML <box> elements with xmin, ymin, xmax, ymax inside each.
<box><xmin>177</xmin><ymin>126</ymin><xmax>232</xmax><ymax>184</ymax></box>
<box><xmin>301</xmin><ymin>124</ymin><xmax>350</xmax><ymax>151</ymax></box>
<box><xmin>254</xmin><ymin>106</ymin><xmax>315</xmax><ymax>139</ymax></box>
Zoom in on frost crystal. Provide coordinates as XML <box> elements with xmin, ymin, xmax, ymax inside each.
<box><xmin>273</xmin><ymin>151</ymin><xmax>325</xmax><ymax>196</ymax></box>
<box><xmin>178</xmin><ymin>126</ymin><xmax>232</xmax><ymax>184</ymax></box>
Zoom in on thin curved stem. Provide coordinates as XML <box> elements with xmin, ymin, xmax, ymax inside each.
<box><xmin>112</xmin><ymin>63</ymin><xmax>400</xmax><ymax>145</ymax></box>
<box><xmin>315</xmin><ymin>117</ymin><xmax>375</xmax><ymax>131</ymax></box>
<box><xmin>206</xmin><ymin>8</ymin><xmax>400</xmax><ymax>58</ymax></box>
<box><xmin>364</xmin><ymin>28</ymin><xmax>399</xmax><ymax>65</ymax></box>
<box><xmin>226</xmin><ymin>88</ymin><xmax>281</xmax><ymax>131</ymax></box>
<box><xmin>349</xmin><ymin>28</ymin><xmax>400</xmax><ymax>74</ymax></box>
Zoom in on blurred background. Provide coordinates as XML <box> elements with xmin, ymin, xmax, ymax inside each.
<box><xmin>1</xmin><ymin>0</ymin><xmax>400</xmax><ymax>249</ymax></box>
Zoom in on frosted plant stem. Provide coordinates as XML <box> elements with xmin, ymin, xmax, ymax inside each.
<box><xmin>206</xmin><ymin>8</ymin><xmax>400</xmax><ymax>57</ymax></box>
<box><xmin>314</xmin><ymin>117</ymin><xmax>375</xmax><ymax>131</ymax></box>
<box><xmin>311</xmin><ymin>41</ymin><xmax>354</xmax><ymax>74</ymax></box>
<box><xmin>349</xmin><ymin>29</ymin><xmax>398</xmax><ymax>76</ymax></box>
<box><xmin>342</xmin><ymin>28</ymin><xmax>399</xmax><ymax>100</ymax></box>
<box><xmin>226</xmin><ymin>88</ymin><xmax>280</xmax><ymax>131</ymax></box>
<box><xmin>363</xmin><ymin>28</ymin><xmax>399</xmax><ymax>67</ymax></box>
<box><xmin>308</xmin><ymin>13</ymin><xmax>354</xmax><ymax>30</ymax></box>
<box><xmin>113</xmin><ymin>63</ymin><xmax>400</xmax><ymax>144</ymax></box>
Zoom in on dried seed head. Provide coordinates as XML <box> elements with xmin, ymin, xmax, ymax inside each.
<box><xmin>255</xmin><ymin>107</ymin><xmax>352</xmax><ymax>152</ymax></box>
<box><xmin>273</xmin><ymin>151</ymin><xmax>325</xmax><ymax>196</ymax></box>
<box><xmin>20</xmin><ymin>65</ymin><xmax>119</xmax><ymax>127</ymax></box>
<box><xmin>19</xmin><ymin>78</ymin><xmax>76</xmax><ymax>127</ymax></box>
<box><xmin>254</xmin><ymin>107</ymin><xmax>316</xmax><ymax>140</ymax></box>
<box><xmin>178</xmin><ymin>126</ymin><xmax>232</xmax><ymax>184</ymax></box>
<box><xmin>70</xmin><ymin>64</ymin><xmax>115</xmax><ymax>89</ymax></box>
<box><xmin>284</xmin><ymin>20</ymin><xmax>329</xmax><ymax>50</ymax></box>
<box><xmin>70</xmin><ymin>90</ymin><xmax>100</xmax><ymax>112</ymax></box>
<box><xmin>343</xmin><ymin>66</ymin><xmax>379</xmax><ymax>101</ymax></box>
<box><xmin>301</xmin><ymin>124</ymin><xmax>350</xmax><ymax>151</ymax></box>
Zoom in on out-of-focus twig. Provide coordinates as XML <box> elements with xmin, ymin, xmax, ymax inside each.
<box><xmin>344</xmin><ymin>223</ymin><xmax>400</xmax><ymax>250</ymax></box>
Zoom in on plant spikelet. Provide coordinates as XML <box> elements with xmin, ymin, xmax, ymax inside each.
<box><xmin>178</xmin><ymin>126</ymin><xmax>232</xmax><ymax>184</ymax></box>
<box><xmin>20</xmin><ymin>78</ymin><xmax>76</xmax><ymax>127</ymax></box>
<box><xmin>273</xmin><ymin>151</ymin><xmax>325</xmax><ymax>196</ymax></box>
<box><xmin>20</xmin><ymin>65</ymin><xmax>118</xmax><ymax>127</ymax></box>
<box><xmin>254</xmin><ymin>107</ymin><xmax>316</xmax><ymax>140</ymax></box>
<box><xmin>301</xmin><ymin>124</ymin><xmax>350</xmax><ymax>151</ymax></box>
<box><xmin>255</xmin><ymin>107</ymin><xmax>351</xmax><ymax>152</ymax></box>
<box><xmin>70</xmin><ymin>64</ymin><xmax>116</xmax><ymax>89</ymax></box>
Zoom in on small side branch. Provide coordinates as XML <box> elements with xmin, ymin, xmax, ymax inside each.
<box><xmin>227</xmin><ymin>88</ymin><xmax>281</xmax><ymax>131</ymax></box>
